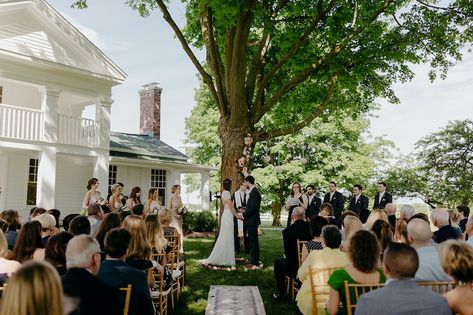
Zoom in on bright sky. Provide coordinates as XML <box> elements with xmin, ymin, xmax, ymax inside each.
<box><xmin>49</xmin><ymin>0</ymin><xmax>473</xmax><ymax>156</ymax></box>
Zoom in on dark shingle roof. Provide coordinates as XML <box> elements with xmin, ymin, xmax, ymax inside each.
<box><xmin>110</xmin><ymin>132</ymin><xmax>188</xmax><ymax>161</ymax></box>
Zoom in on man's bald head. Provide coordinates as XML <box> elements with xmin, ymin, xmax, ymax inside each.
<box><xmin>431</xmin><ymin>208</ymin><xmax>450</xmax><ymax>227</ymax></box>
<box><xmin>385</xmin><ymin>203</ymin><xmax>396</xmax><ymax>216</ymax></box>
<box><xmin>407</xmin><ymin>218</ymin><xmax>432</xmax><ymax>246</ymax></box>
<box><xmin>292</xmin><ymin>206</ymin><xmax>306</xmax><ymax>220</ymax></box>
<box><xmin>66</xmin><ymin>235</ymin><xmax>100</xmax><ymax>273</ymax></box>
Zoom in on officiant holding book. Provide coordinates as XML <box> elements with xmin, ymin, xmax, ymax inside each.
<box><xmin>285</xmin><ymin>183</ymin><xmax>308</xmax><ymax>227</ymax></box>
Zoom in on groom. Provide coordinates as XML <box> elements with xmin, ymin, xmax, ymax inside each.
<box><xmin>239</xmin><ymin>175</ymin><xmax>261</xmax><ymax>268</ymax></box>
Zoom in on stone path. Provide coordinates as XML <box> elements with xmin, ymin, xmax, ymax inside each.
<box><xmin>205</xmin><ymin>285</ymin><xmax>266</xmax><ymax>315</ymax></box>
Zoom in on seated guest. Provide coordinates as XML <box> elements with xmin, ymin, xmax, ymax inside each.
<box><xmin>132</xmin><ymin>204</ymin><xmax>146</xmax><ymax>219</ymax></box>
<box><xmin>359</xmin><ymin>208</ymin><xmax>371</xmax><ymax>224</ymax></box>
<box><xmin>0</xmin><ymin>261</ymin><xmax>64</xmax><ymax>315</ymax></box>
<box><xmin>465</xmin><ymin>216</ymin><xmax>473</xmax><ymax>246</ymax></box>
<box><xmin>356</xmin><ymin>242</ymin><xmax>451</xmax><ymax>315</ymax></box>
<box><xmin>273</xmin><ymin>207</ymin><xmax>311</xmax><ymax>299</ymax></box>
<box><xmin>145</xmin><ymin>214</ymin><xmax>171</xmax><ymax>256</ymax></box>
<box><xmin>364</xmin><ymin>208</ymin><xmax>389</xmax><ymax>230</ymax></box>
<box><xmin>384</xmin><ymin>203</ymin><xmax>397</xmax><ymax>231</ymax></box>
<box><xmin>394</xmin><ymin>217</ymin><xmax>409</xmax><ymax>243</ymax></box>
<box><xmin>457</xmin><ymin>205</ymin><xmax>470</xmax><ymax>233</ymax></box>
<box><xmin>97</xmin><ymin>228</ymin><xmax>155</xmax><ymax>315</ymax></box>
<box><xmin>439</xmin><ymin>240</ymin><xmax>473</xmax><ymax>315</ymax></box>
<box><xmin>340</xmin><ymin>215</ymin><xmax>362</xmax><ymax>252</ymax></box>
<box><xmin>371</xmin><ymin>219</ymin><xmax>392</xmax><ymax>257</ymax></box>
<box><xmin>0</xmin><ymin>219</ymin><xmax>8</xmax><ymax>234</ymax></box>
<box><xmin>45</xmin><ymin>231</ymin><xmax>74</xmax><ymax>276</ymax></box>
<box><xmin>47</xmin><ymin>209</ymin><xmax>61</xmax><ymax>229</ymax></box>
<box><xmin>447</xmin><ymin>208</ymin><xmax>462</xmax><ymax>235</ymax></box>
<box><xmin>0</xmin><ymin>230</ymin><xmax>21</xmax><ymax>280</ymax></box>
<box><xmin>296</xmin><ymin>226</ymin><xmax>349</xmax><ymax>315</ymax></box>
<box><xmin>63</xmin><ymin>214</ymin><xmax>80</xmax><ymax>232</ymax></box>
<box><xmin>408</xmin><ymin>212</ymin><xmax>429</xmax><ymax>223</ymax></box>
<box><xmin>69</xmin><ymin>216</ymin><xmax>91</xmax><ymax>236</ymax></box>
<box><xmin>326</xmin><ymin>230</ymin><xmax>385</xmax><ymax>315</ymax></box>
<box><xmin>319</xmin><ymin>203</ymin><xmax>338</xmax><ymax>226</ymax></box>
<box><xmin>158</xmin><ymin>208</ymin><xmax>179</xmax><ymax>237</ymax></box>
<box><xmin>432</xmin><ymin>208</ymin><xmax>462</xmax><ymax>243</ymax></box>
<box><xmin>95</xmin><ymin>213</ymin><xmax>122</xmax><ymax>250</ymax></box>
<box><xmin>400</xmin><ymin>204</ymin><xmax>416</xmax><ymax>221</ymax></box>
<box><xmin>87</xmin><ymin>204</ymin><xmax>104</xmax><ymax>236</ymax></box>
<box><xmin>12</xmin><ymin>220</ymin><xmax>45</xmax><ymax>263</ymax></box>
<box><xmin>62</xmin><ymin>234</ymin><xmax>121</xmax><ymax>315</ymax></box>
<box><xmin>1</xmin><ymin>209</ymin><xmax>22</xmax><ymax>250</ymax></box>
<box><xmin>32</xmin><ymin>213</ymin><xmax>57</xmax><ymax>246</ymax></box>
<box><xmin>407</xmin><ymin>218</ymin><xmax>452</xmax><ymax>281</ymax></box>
<box><xmin>301</xmin><ymin>216</ymin><xmax>329</xmax><ymax>263</ymax></box>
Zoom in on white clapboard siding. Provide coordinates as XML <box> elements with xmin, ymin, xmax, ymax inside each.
<box><xmin>5</xmin><ymin>153</ymin><xmax>29</xmax><ymax>217</ymax></box>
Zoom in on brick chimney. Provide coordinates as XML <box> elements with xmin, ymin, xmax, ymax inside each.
<box><xmin>139</xmin><ymin>82</ymin><xmax>162</xmax><ymax>139</ymax></box>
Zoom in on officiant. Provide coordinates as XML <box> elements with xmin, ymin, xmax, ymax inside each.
<box><xmin>233</xmin><ymin>180</ymin><xmax>248</xmax><ymax>253</ymax></box>
<box><xmin>285</xmin><ymin>183</ymin><xmax>308</xmax><ymax>227</ymax></box>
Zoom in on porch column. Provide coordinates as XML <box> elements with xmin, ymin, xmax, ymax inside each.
<box><xmin>94</xmin><ymin>96</ymin><xmax>113</xmax><ymax>196</ymax></box>
<box><xmin>37</xmin><ymin>87</ymin><xmax>60</xmax><ymax>208</ymax></box>
<box><xmin>200</xmin><ymin>171</ymin><xmax>210</xmax><ymax>210</ymax></box>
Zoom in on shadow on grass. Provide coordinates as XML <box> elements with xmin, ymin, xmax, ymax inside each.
<box><xmin>170</xmin><ymin>230</ymin><xmax>298</xmax><ymax>315</ymax></box>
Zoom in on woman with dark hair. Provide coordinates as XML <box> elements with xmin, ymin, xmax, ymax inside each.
<box><xmin>326</xmin><ymin>230</ymin><xmax>386</xmax><ymax>315</ymax></box>
<box><xmin>126</xmin><ymin>186</ymin><xmax>142</xmax><ymax>211</ymax></box>
<box><xmin>12</xmin><ymin>221</ymin><xmax>45</xmax><ymax>263</ymax></box>
<box><xmin>371</xmin><ymin>219</ymin><xmax>393</xmax><ymax>256</ymax></box>
<box><xmin>285</xmin><ymin>182</ymin><xmax>308</xmax><ymax>227</ymax></box>
<box><xmin>202</xmin><ymin>178</ymin><xmax>238</xmax><ymax>266</ymax></box>
<box><xmin>81</xmin><ymin>177</ymin><xmax>104</xmax><ymax>213</ymax></box>
<box><xmin>301</xmin><ymin>216</ymin><xmax>330</xmax><ymax>263</ymax></box>
<box><xmin>95</xmin><ymin>212</ymin><xmax>122</xmax><ymax>252</ymax></box>
<box><xmin>0</xmin><ymin>209</ymin><xmax>22</xmax><ymax>250</ymax></box>
<box><xmin>144</xmin><ymin>188</ymin><xmax>161</xmax><ymax>215</ymax></box>
<box><xmin>45</xmin><ymin>231</ymin><xmax>73</xmax><ymax>275</ymax></box>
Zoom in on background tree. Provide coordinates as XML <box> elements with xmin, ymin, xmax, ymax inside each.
<box><xmin>385</xmin><ymin>119</ymin><xmax>473</xmax><ymax>207</ymax></box>
<box><xmin>75</xmin><ymin>0</ymin><xmax>472</xmax><ymax>187</ymax></box>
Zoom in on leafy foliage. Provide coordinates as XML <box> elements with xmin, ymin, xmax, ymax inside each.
<box><xmin>183</xmin><ymin>210</ymin><xmax>217</xmax><ymax>232</ymax></box>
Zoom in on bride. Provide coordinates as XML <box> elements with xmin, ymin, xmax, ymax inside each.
<box><xmin>202</xmin><ymin>178</ymin><xmax>238</xmax><ymax>266</ymax></box>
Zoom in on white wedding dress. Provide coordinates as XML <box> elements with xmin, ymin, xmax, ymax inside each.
<box><xmin>202</xmin><ymin>190</ymin><xmax>235</xmax><ymax>266</ymax></box>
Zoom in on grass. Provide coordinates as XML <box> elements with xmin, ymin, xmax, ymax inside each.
<box><xmin>170</xmin><ymin>229</ymin><xmax>298</xmax><ymax>314</ymax></box>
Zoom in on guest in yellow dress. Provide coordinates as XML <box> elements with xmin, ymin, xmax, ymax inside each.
<box><xmin>296</xmin><ymin>225</ymin><xmax>349</xmax><ymax>315</ymax></box>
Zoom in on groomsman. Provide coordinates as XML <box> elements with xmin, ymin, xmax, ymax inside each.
<box><xmin>348</xmin><ymin>184</ymin><xmax>369</xmax><ymax>216</ymax></box>
<box><xmin>305</xmin><ymin>184</ymin><xmax>321</xmax><ymax>219</ymax></box>
<box><xmin>323</xmin><ymin>181</ymin><xmax>344</xmax><ymax>226</ymax></box>
<box><xmin>373</xmin><ymin>182</ymin><xmax>393</xmax><ymax>209</ymax></box>
<box><xmin>233</xmin><ymin>180</ymin><xmax>248</xmax><ymax>254</ymax></box>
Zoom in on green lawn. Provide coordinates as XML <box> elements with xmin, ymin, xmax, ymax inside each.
<box><xmin>171</xmin><ymin>229</ymin><xmax>298</xmax><ymax>314</ymax></box>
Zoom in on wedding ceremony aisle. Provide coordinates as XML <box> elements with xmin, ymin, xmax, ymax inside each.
<box><xmin>172</xmin><ymin>229</ymin><xmax>297</xmax><ymax>314</ymax></box>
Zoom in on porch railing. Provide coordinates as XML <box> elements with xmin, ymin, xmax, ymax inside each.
<box><xmin>58</xmin><ymin>114</ymin><xmax>98</xmax><ymax>147</ymax></box>
<box><xmin>0</xmin><ymin>103</ymin><xmax>43</xmax><ymax>141</ymax></box>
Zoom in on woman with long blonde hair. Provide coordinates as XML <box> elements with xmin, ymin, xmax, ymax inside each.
<box><xmin>340</xmin><ymin>215</ymin><xmax>363</xmax><ymax>252</ymax></box>
<box><xmin>145</xmin><ymin>214</ymin><xmax>169</xmax><ymax>254</ymax></box>
<box><xmin>108</xmin><ymin>183</ymin><xmax>123</xmax><ymax>212</ymax></box>
<box><xmin>0</xmin><ymin>261</ymin><xmax>64</xmax><ymax>315</ymax></box>
<box><xmin>144</xmin><ymin>188</ymin><xmax>161</xmax><ymax>215</ymax></box>
<box><xmin>364</xmin><ymin>208</ymin><xmax>389</xmax><ymax>231</ymax></box>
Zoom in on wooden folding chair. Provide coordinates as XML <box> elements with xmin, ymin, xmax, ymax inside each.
<box><xmin>119</xmin><ymin>284</ymin><xmax>132</xmax><ymax>315</ymax></box>
<box><xmin>418</xmin><ymin>281</ymin><xmax>457</xmax><ymax>294</ymax></box>
<box><xmin>292</xmin><ymin>240</ymin><xmax>308</xmax><ymax>299</ymax></box>
<box><xmin>344</xmin><ymin>281</ymin><xmax>384</xmax><ymax>315</ymax></box>
<box><xmin>308</xmin><ymin>266</ymin><xmax>340</xmax><ymax>315</ymax></box>
<box><xmin>150</xmin><ymin>253</ymin><xmax>169</xmax><ymax>315</ymax></box>
<box><xmin>165</xmin><ymin>234</ymin><xmax>185</xmax><ymax>292</ymax></box>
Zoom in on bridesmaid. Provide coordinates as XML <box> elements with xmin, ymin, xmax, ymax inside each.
<box><xmin>81</xmin><ymin>178</ymin><xmax>104</xmax><ymax>214</ymax></box>
<box><xmin>108</xmin><ymin>184</ymin><xmax>123</xmax><ymax>212</ymax></box>
<box><xmin>144</xmin><ymin>188</ymin><xmax>162</xmax><ymax>215</ymax></box>
<box><xmin>169</xmin><ymin>185</ymin><xmax>184</xmax><ymax>252</ymax></box>
<box><xmin>126</xmin><ymin>187</ymin><xmax>142</xmax><ymax>211</ymax></box>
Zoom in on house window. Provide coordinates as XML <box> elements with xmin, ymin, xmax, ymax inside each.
<box><xmin>151</xmin><ymin>169</ymin><xmax>166</xmax><ymax>206</ymax></box>
<box><xmin>26</xmin><ymin>158</ymin><xmax>38</xmax><ymax>205</ymax></box>
<box><xmin>108</xmin><ymin>165</ymin><xmax>117</xmax><ymax>191</ymax></box>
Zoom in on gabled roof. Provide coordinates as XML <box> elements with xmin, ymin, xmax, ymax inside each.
<box><xmin>110</xmin><ymin>132</ymin><xmax>189</xmax><ymax>162</ymax></box>
<box><xmin>0</xmin><ymin>0</ymin><xmax>126</xmax><ymax>83</ymax></box>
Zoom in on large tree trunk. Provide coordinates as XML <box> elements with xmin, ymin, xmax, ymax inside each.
<box><xmin>271</xmin><ymin>200</ymin><xmax>282</xmax><ymax>227</ymax></box>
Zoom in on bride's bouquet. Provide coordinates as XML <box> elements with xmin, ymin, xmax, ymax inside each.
<box><xmin>177</xmin><ymin>205</ymin><xmax>188</xmax><ymax>215</ymax></box>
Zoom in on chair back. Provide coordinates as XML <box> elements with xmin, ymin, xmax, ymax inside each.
<box><xmin>418</xmin><ymin>281</ymin><xmax>456</xmax><ymax>294</ymax></box>
<box><xmin>308</xmin><ymin>266</ymin><xmax>339</xmax><ymax>315</ymax></box>
<box><xmin>119</xmin><ymin>284</ymin><xmax>132</xmax><ymax>315</ymax></box>
<box><xmin>296</xmin><ymin>239</ymin><xmax>307</xmax><ymax>268</ymax></box>
<box><xmin>344</xmin><ymin>281</ymin><xmax>384</xmax><ymax>315</ymax></box>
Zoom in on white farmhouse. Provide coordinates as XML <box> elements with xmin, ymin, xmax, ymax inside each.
<box><xmin>0</xmin><ymin>0</ymin><xmax>213</xmax><ymax>217</ymax></box>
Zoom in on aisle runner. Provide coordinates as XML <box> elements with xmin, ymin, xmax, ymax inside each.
<box><xmin>205</xmin><ymin>285</ymin><xmax>266</xmax><ymax>315</ymax></box>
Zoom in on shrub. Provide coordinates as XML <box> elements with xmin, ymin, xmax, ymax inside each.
<box><xmin>184</xmin><ymin>210</ymin><xmax>217</xmax><ymax>232</ymax></box>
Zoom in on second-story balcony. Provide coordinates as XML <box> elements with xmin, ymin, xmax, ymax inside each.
<box><xmin>0</xmin><ymin>103</ymin><xmax>98</xmax><ymax>147</ymax></box>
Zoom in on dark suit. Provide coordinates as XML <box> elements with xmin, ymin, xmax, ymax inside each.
<box><xmin>356</xmin><ymin>279</ymin><xmax>451</xmax><ymax>315</ymax></box>
<box><xmin>348</xmin><ymin>194</ymin><xmax>369</xmax><ymax>216</ymax></box>
<box><xmin>306</xmin><ymin>194</ymin><xmax>321</xmax><ymax>218</ymax></box>
<box><xmin>323</xmin><ymin>191</ymin><xmax>345</xmax><ymax>225</ymax></box>
<box><xmin>274</xmin><ymin>219</ymin><xmax>311</xmax><ymax>294</ymax></box>
<box><xmin>460</xmin><ymin>218</ymin><xmax>468</xmax><ymax>233</ymax></box>
<box><xmin>432</xmin><ymin>224</ymin><xmax>462</xmax><ymax>244</ymax></box>
<box><xmin>62</xmin><ymin>268</ymin><xmax>121</xmax><ymax>315</ymax></box>
<box><xmin>97</xmin><ymin>260</ymin><xmax>154</xmax><ymax>315</ymax></box>
<box><xmin>373</xmin><ymin>192</ymin><xmax>393</xmax><ymax>209</ymax></box>
<box><xmin>243</xmin><ymin>186</ymin><xmax>261</xmax><ymax>265</ymax></box>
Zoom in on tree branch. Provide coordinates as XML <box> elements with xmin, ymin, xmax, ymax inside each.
<box><xmin>200</xmin><ymin>6</ymin><xmax>228</xmax><ymax>116</ymax></box>
<box><xmin>154</xmin><ymin>0</ymin><xmax>223</xmax><ymax>114</ymax></box>
<box><xmin>415</xmin><ymin>0</ymin><xmax>467</xmax><ymax>16</ymax></box>
<box><xmin>254</xmin><ymin>73</ymin><xmax>339</xmax><ymax>141</ymax></box>
<box><xmin>255</xmin><ymin>0</ymin><xmax>395</xmax><ymax>122</ymax></box>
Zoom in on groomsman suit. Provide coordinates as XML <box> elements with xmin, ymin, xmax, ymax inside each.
<box><xmin>348</xmin><ymin>194</ymin><xmax>369</xmax><ymax>216</ymax></box>
<box><xmin>323</xmin><ymin>191</ymin><xmax>344</xmax><ymax>224</ymax></box>
<box><xmin>243</xmin><ymin>185</ymin><xmax>261</xmax><ymax>266</ymax></box>
<box><xmin>306</xmin><ymin>194</ymin><xmax>321</xmax><ymax>218</ymax></box>
<box><xmin>373</xmin><ymin>191</ymin><xmax>393</xmax><ymax>209</ymax></box>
